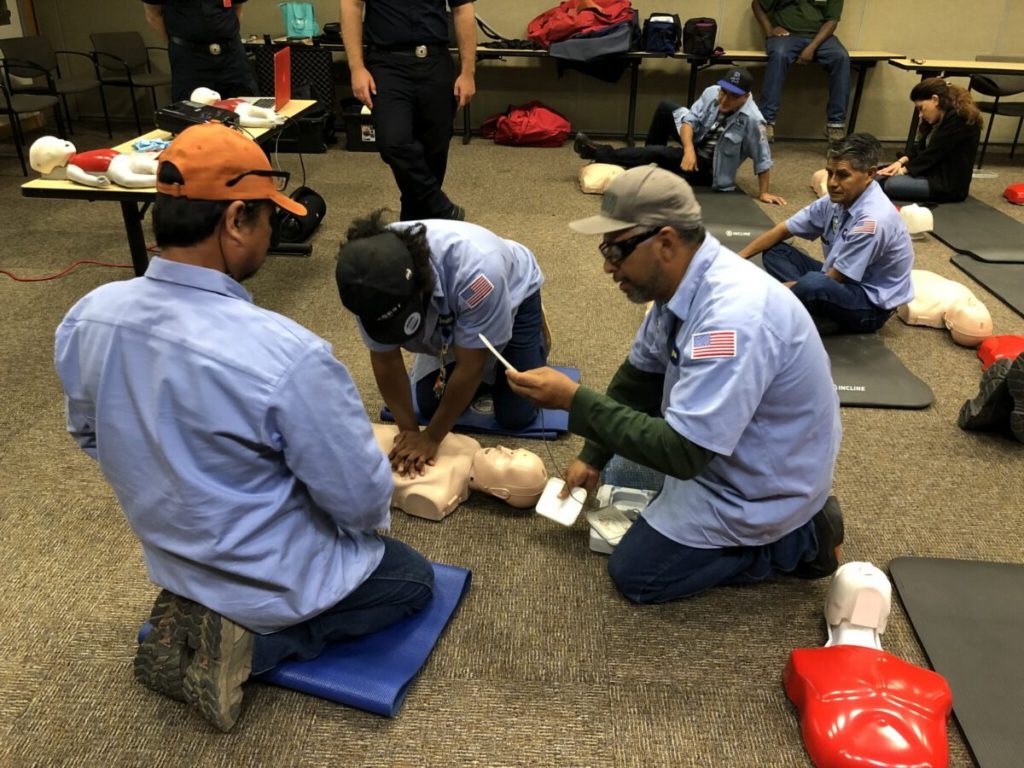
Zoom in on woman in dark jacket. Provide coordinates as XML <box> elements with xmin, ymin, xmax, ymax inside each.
<box><xmin>877</xmin><ymin>78</ymin><xmax>983</xmax><ymax>202</ymax></box>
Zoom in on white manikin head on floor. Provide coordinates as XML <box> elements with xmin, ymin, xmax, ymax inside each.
<box><xmin>898</xmin><ymin>270</ymin><xmax>994</xmax><ymax>347</ymax></box>
<box><xmin>824</xmin><ymin>561</ymin><xmax>893</xmax><ymax>650</ymax></box>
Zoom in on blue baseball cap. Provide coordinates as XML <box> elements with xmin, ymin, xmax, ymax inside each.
<box><xmin>717</xmin><ymin>67</ymin><xmax>754</xmax><ymax>96</ymax></box>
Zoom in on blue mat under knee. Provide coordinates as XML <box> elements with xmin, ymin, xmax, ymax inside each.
<box><xmin>140</xmin><ymin>562</ymin><xmax>472</xmax><ymax>717</ymax></box>
<box><xmin>380</xmin><ymin>365</ymin><xmax>579</xmax><ymax>438</ymax></box>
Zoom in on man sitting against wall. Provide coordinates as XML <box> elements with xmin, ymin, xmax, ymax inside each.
<box><xmin>573</xmin><ymin>68</ymin><xmax>786</xmax><ymax>205</ymax></box>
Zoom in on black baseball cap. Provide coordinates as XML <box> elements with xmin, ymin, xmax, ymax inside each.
<box><xmin>717</xmin><ymin>67</ymin><xmax>754</xmax><ymax>96</ymax></box>
<box><xmin>336</xmin><ymin>232</ymin><xmax>425</xmax><ymax>345</ymax></box>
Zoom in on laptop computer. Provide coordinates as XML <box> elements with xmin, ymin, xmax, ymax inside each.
<box><xmin>238</xmin><ymin>47</ymin><xmax>291</xmax><ymax>111</ymax></box>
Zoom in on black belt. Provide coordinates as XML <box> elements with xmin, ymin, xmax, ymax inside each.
<box><xmin>368</xmin><ymin>43</ymin><xmax>449</xmax><ymax>58</ymax></box>
<box><xmin>169</xmin><ymin>36</ymin><xmax>235</xmax><ymax>55</ymax></box>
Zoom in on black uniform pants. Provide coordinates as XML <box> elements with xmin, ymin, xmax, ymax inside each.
<box><xmin>366</xmin><ymin>51</ymin><xmax>457</xmax><ymax>220</ymax></box>
<box><xmin>168</xmin><ymin>39</ymin><xmax>257</xmax><ymax>102</ymax></box>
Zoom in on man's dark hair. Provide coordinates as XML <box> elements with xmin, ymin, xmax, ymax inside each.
<box><xmin>672</xmin><ymin>224</ymin><xmax>706</xmax><ymax>247</ymax></box>
<box><xmin>826</xmin><ymin>132</ymin><xmax>882</xmax><ymax>172</ymax></box>
<box><xmin>342</xmin><ymin>208</ymin><xmax>435</xmax><ymax>296</ymax></box>
<box><xmin>152</xmin><ymin>161</ymin><xmax>271</xmax><ymax>248</ymax></box>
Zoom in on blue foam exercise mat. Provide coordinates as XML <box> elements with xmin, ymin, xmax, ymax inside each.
<box><xmin>140</xmin><ymin>562</ymin><xmax>471</xmax><ymax>717</ymax></box>
<box><xmin>380</xmin><ymin>365</ymin><xmax>579</xmax><ymax>438</ymax></box>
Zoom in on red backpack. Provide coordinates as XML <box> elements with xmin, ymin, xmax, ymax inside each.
<box><xmin>479</xmin><ymin>102</ymin><xmax>572</xmax><ymax>148</ymax></box>
<box><xmin>527</xmin><ymin>0</ymin><xmax>635</xmax><ymax>48</ymax></box>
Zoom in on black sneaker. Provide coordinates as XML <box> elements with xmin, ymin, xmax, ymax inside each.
<box><xmin>573</xmin><ymin>131</ymin><xmax>598</xmax><ymax>160</ymax></box>
<box><xmin>442</xmin><ymin>203</ymin><xmax>466</xmax><ymax>222</ymax></box>
<box><xmin>793</xmin><ymin>496</ymin><xmax>844</xmax><ymax>579</ymax></box>
<box><xmin>1006</xmin><ymin>354</ymin><xmax>1024</xmax><ymax>442</ymax></box>
<box><xmin>958</xmin><ymin>357</ymin><xmax>1015</xmax><ymax>433</ymax></box>
<box><xmin>134</xmin><ymin>590</ymin><xmax>190</xmax><ymax>702</ymax></box>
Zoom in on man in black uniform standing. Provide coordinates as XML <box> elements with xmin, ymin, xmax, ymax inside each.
<box><xmin>143</xmin><ymin>0</ymin><xmax>258</xmax><ymax>102</ymax></box>
<box><xmin>341</xmin><ymin>0</ymin><xmax>476</xmax><ymax>221</ymax></box>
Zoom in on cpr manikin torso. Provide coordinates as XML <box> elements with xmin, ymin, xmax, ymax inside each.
<box><xmin>190</xmin><ymin>87</ymin><xmax>284</xmax><ymax>128</ymax></box>
<box><xmin>784</xmin><ymin>562</ymin><xmax>953</xmax><ymax>768</ymax></box>
<box><xmin>371</xmin><ymin>425</ymin><xmax>547</xmax><ymax>521</ymax></box>
<box><xmin>898</xmin><ymin>269</ymin><xmax>994</xmax><ymax>347</ymax></box>
<box><xmin>29</xmin><ymin>135</ymin><xmax>159</xmax><ymax>189</ymax></box>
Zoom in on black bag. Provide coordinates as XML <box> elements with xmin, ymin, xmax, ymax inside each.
<box><xmin>682</xmin><ymin>17</ymin><xmax>717</xmax><ymax>57</ymax></box>
<box><xmin>641</xmin><ymin>13</ymin><xmax>681</xmax><ymax>54</ymax></box>
<box><xmin>277</xmin><ymin>186</ymin><xmax>326</xmax><ymax>243</ymax></box>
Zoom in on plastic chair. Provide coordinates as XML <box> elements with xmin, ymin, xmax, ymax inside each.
<box><xmin>0</xmin><ymin>36</ymin><xmax>111</xmax><ymax>138</ymax></box>
<box><xmin>90</xmin><ymin>31</ymin><xmax>170</xmax><ymax>135</ymax></box>
<box><xmin>0</xmin><ymin>59</ymin><xmax>65</xmax><ymax>175</ymax></box>
<box><xmin>970</xmin><ymin>55</ymin><xmax>1024</xmax><ymax>169</ymax></box>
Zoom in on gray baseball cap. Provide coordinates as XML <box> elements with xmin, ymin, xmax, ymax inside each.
<box><xmin>569</xmin><ymin>165</ymin><xmax>703</xmax><ymax>235</ymax></box>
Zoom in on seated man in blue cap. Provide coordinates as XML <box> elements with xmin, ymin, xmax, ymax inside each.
<box><xmin>336</xmin><ymin>210</ymin><xmax>547</xmax><ymax>476</ymax></box>
<box><xmin>573</xmin><ymin>67</ymin><xmax>786</xmax><ymax>205</ymax></box>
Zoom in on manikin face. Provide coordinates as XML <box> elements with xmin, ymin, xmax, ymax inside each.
<box><xmin>825</xmin><ymin>159</ymin><xmax>875</xmax><ymax>209</ymax></box>
<box><xmin>824</xmin><ymin>561</ymin><xmax>892</xmax><ymax>635</ymax></box>
<box><xmin>470</xmin><ymin>446</ymin><xmax>548</xmax><ymax>508</ymax></box>
<box><xmin>29</xmin><ymin>136</ymin><xmax>76</xmax><ymax>174</ymax></box>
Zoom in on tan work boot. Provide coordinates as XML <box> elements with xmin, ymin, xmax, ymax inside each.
<box><xmin>181</xmin><ymin>602</ymin><xmax>254</xmax><ymax>732</ymax></box>
<box><xmin>824</xmin><ymin>124</ymin><xmax>847</xmax><ymax>147</ymax></box>
<box><xmin>134</xmin><ymin>590</ymin><xmax>191</xmax><ymax>702</ymax></box>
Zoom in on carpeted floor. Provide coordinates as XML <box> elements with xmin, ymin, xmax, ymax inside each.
<box><xmin>1</xmin><ymin>120</ymin><xmax>1022</xmax><ymax>767</ymax></box>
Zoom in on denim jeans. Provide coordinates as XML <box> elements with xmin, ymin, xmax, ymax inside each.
<box><xmin>761</xmin><ymin>35</ymin><xmax>850</xmax><ymax>125</ymax></box>
<box><xmin>251</xmin><ymin>537</ymin><xmax>435</xmax><ymax>674</ymax></box>
<box><xmin>878</xmin><ymin>174</ymin><xmax>933</xmax><ymax>202</ymax></box>
<box><xmin>762</xmin><ymin>243</ymin><xmax>893</xmax><ymax>334</ymax></box>
<box><xmin>416</xmin><ymin>289</ymin><xmax>548</xmax><ymax>431</ymax></box>
<box><xmin>608</xmin><ymin>516</ymin><xmax>819</xmax><ymax>604</ymax></box>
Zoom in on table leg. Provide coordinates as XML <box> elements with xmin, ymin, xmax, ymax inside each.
<box><xmin>687</xmin><ymin>57</ymin><xmax>705</xmax><ymax>105</ymax></box>
<box><xmin>846</xmin><ymin>62</ymin><xmax>871</xmax><ymax>133</ymax></box>
<box><xmin>626</xmin><ymin>58</ymin><xmax>640</xmax><ymax>146</ymax></box>
<box><xmin>120</xmin><ymin>201</ymin><xmax>149</xmax><ymax>277</ymax></box>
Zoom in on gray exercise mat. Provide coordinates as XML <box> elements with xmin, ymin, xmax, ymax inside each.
<box><xmin>931</xmin><ymin>197</ymin><xmax>1024</xmax><ymax>263</ymax></box>
<box><xmin>890</xmin><ymin>557</ymin><xmax>1024</xmax><ymax>768</ymax></box>
<box><xmin>823</xmin><ymin>334</ymin><xmax>933</xmax><ymax>409</ymax></box>
<box><xmin>694</xmin><ymin>189</ymin><xmax>775</xmax><ymax>253</ymax></box>
<box><xmin>952</xmin><ymin>252</ymin><xmax>1024</xmax><ymax>319</ymax></box>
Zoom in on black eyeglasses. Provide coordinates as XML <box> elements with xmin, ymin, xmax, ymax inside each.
<box><xmin>599</xmin><ymin>228</ymin><xmax>660</xmax><ymax>266</ymax></box>
<box><xmin>225</xmin><ymin>168</ymin><xmax>290</xmax><ymax>192</ymax></box>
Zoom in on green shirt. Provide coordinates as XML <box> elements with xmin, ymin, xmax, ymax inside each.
<box><xmin>757</xmin><ymin>0</ymin><xmax>843</xmax><ymax>36</ymax></box>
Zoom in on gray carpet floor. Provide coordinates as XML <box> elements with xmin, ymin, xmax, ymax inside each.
<box><xmin>2</xmin><ymin>120</ymin><xmax>1022</xmax><ymax>767</ymax></box>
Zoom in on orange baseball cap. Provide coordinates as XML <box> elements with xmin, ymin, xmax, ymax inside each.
<box><xmin>156</xmin><ymin>122</ymin><xmax>307</xmax><ymax>216</ymax></box>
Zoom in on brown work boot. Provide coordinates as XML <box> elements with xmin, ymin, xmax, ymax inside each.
<box><xmin>180</xmin><ymin>603</ymin><xmax>254</xmax><ymax>732</ymax></box>
<box><xmin>824</xmin><ymin>124</ymin><xmax>847</xmax><ymax>148</ymax></box>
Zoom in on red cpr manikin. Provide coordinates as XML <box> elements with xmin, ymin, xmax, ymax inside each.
<box><xmin>784</xmin><ymin>562</ymin><xmax>953</xmax><ymax>768</ymax></box>
<box><xmin>1004</xmin><ymin>183</ymin><xmax>1024</xmax><ymax>205</ymax></box>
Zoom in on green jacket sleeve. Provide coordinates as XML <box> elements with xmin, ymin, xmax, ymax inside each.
<box><xmin>570</xmin><ymin>360</ymin><xmax>716</xmax><ymax>480</ymax></box>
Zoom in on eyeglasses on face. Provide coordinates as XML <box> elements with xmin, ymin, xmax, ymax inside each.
<box><xmin>598</xmin><ymin>227</ymin><xmax>660</xmax><ymax>266</ymax></box>
<box><xmin>225</xmin><ymin>168</ymin><xmax>290</xmax><ymax>191</ymax></box>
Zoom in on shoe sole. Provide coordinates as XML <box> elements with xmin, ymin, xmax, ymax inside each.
<box><xmin>133</xmin><ymin>590</ymin><xmax>190</xmax><ymax>702</ymax></box>
<box><xmin>1007</xmin><ymin>355</ymin><xmax>1024</xmax><ymax>442</ymax></box>
<box><xmin>958</xmin><ymin>358</ymin><xmax>1014</xmax><ymax>431</ymax></box>
<box><xmin>180</xmin><ymin>605</ymin><xmax>253</xmax><ymax>732</ymax></box>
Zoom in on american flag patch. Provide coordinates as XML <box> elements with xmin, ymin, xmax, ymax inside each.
<box><xmin>459</xmin><ymin>274</ymin><xmax>494</xmax><ymax>309</ymax></box>
<box><xmin>850</xmin><ymin>219</ymin><xmax>877</xmax><ymax>235</ymax></box>
<box><xmin>691</xmin><ymin>330</ymin><xmax>737</xmax><ymax>360</ymax></box>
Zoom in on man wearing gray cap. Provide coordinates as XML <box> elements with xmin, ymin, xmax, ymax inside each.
<box><xmin>507</xmin><ymin>166</ymin><xmax>843</xmax><ymax>603</ymax></box>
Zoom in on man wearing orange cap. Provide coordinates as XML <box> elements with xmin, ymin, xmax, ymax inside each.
<box><xmin>54</xmin><ymin>123</ymin><xmax>434</xmax><ymax>732</ymax></box>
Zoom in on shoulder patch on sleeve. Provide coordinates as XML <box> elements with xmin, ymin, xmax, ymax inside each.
<box><xmin>850</xmin><ymin>219</ymin><xmax>877</xmax><ymax>236</ymax></box>
<box><xmin>459</xmin><ymin>273</ymin><xmax>494</xmax><ymax>309</ymax></box>
<box><xmin>690</xmin><ymin>330</ymin><xmax>737</xmax><ymax>360</ymax></box>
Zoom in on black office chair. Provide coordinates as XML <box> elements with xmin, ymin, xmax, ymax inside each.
<box><xmin>970</xmin><ymin>55</ymin><xmax>1024</xmax><ymax>169</ymax></box>
<box><xmin>0</xmin><ymin>59</ymin><xmax>65</xmax><ymax>175</ymax></box>
<box><xmin>90</xmin><ymin>31</ymin><xmax>170</xmax><ymax>135</ymax></box>
<box><xmin>0</xmin><ymin>35</ymin><xmax>111</xmax><ymax>138</ymax></box>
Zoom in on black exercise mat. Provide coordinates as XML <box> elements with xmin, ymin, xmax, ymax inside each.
<box><xmin>694</xmin><ymin>189</ymin><xmax>775</xmax><ymax>253</ymax></box>
<box><xmin>931</xmin><ymin>197</ymin><xmax>1024</xmax><ymax>263</ymax></box>
<box><xmin>952</xmin><ymin>252</ymin><xmax>1024</xmax><ymax>319</ymax></box>
<box><xmin>890</xmin><ymin>557</ymin><xmax>1024</xmax><ymax>768</ymax></box>
<box><xmin>823</xmin><ymin>334</ymin><xmax>933</xmax><ymax>409</ymax></box>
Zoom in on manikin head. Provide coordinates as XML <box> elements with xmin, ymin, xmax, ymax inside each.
<box><xmin>190</xmin><ymin>87</ymin><xmax>222</xmax><ymax>105</ymax></box>
<box><xmin>945</xmin><ymin>296</ymin><xmax>993</xmax><ymax>347</ymax></box>
<box><xmin>29</xmin><ymin>136</ymin><xmax>76</xmax><ymax>174</ymax></box>
<box><xmin>824</xmin><ymin>561</ymin><xmax>892</xmax><ymax>650</ymax></box>
<box><xmin>899</xmin><ymin>203</ymin><xmax>934</xmax><ymax>237</ymax></box>
<box><xmin>469</xmin><ymin>446</ymin><xmax>548</xmax><ymax>508</ymax></box>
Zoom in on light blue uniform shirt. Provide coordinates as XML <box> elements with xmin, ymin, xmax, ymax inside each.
<box><xmin>673</xmin><ymin>85</ymin><xmax>773</xmax><ymax>192</ymax></box>
<box><xmin>786</xmin><ymin>180</ymin><xmax>915</xmax><ymax>310</ymax></box>
<box><xmin>54</xmin><ymin>258</ymin><xmax>392</xmax><ymax>634</ymax></box>
<box><xmin>360</xmin><ymin>220</ymin><xmax>544</xmax><ymax>380</ymax></box>
<box><xmin>628</xmin><ymin>235</ymin><xmax>841</xmax><ymax>548</ymax></box>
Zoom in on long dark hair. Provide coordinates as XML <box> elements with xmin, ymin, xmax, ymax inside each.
<box><xmin>342</xmin><ymin>209</ymin><xmax>435</xmax><ymax>297</ymax></box>
<box><xmin>910</xmin><ymin>78</ymin><xmax>983</xmax><ymax>136</ymax></box>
